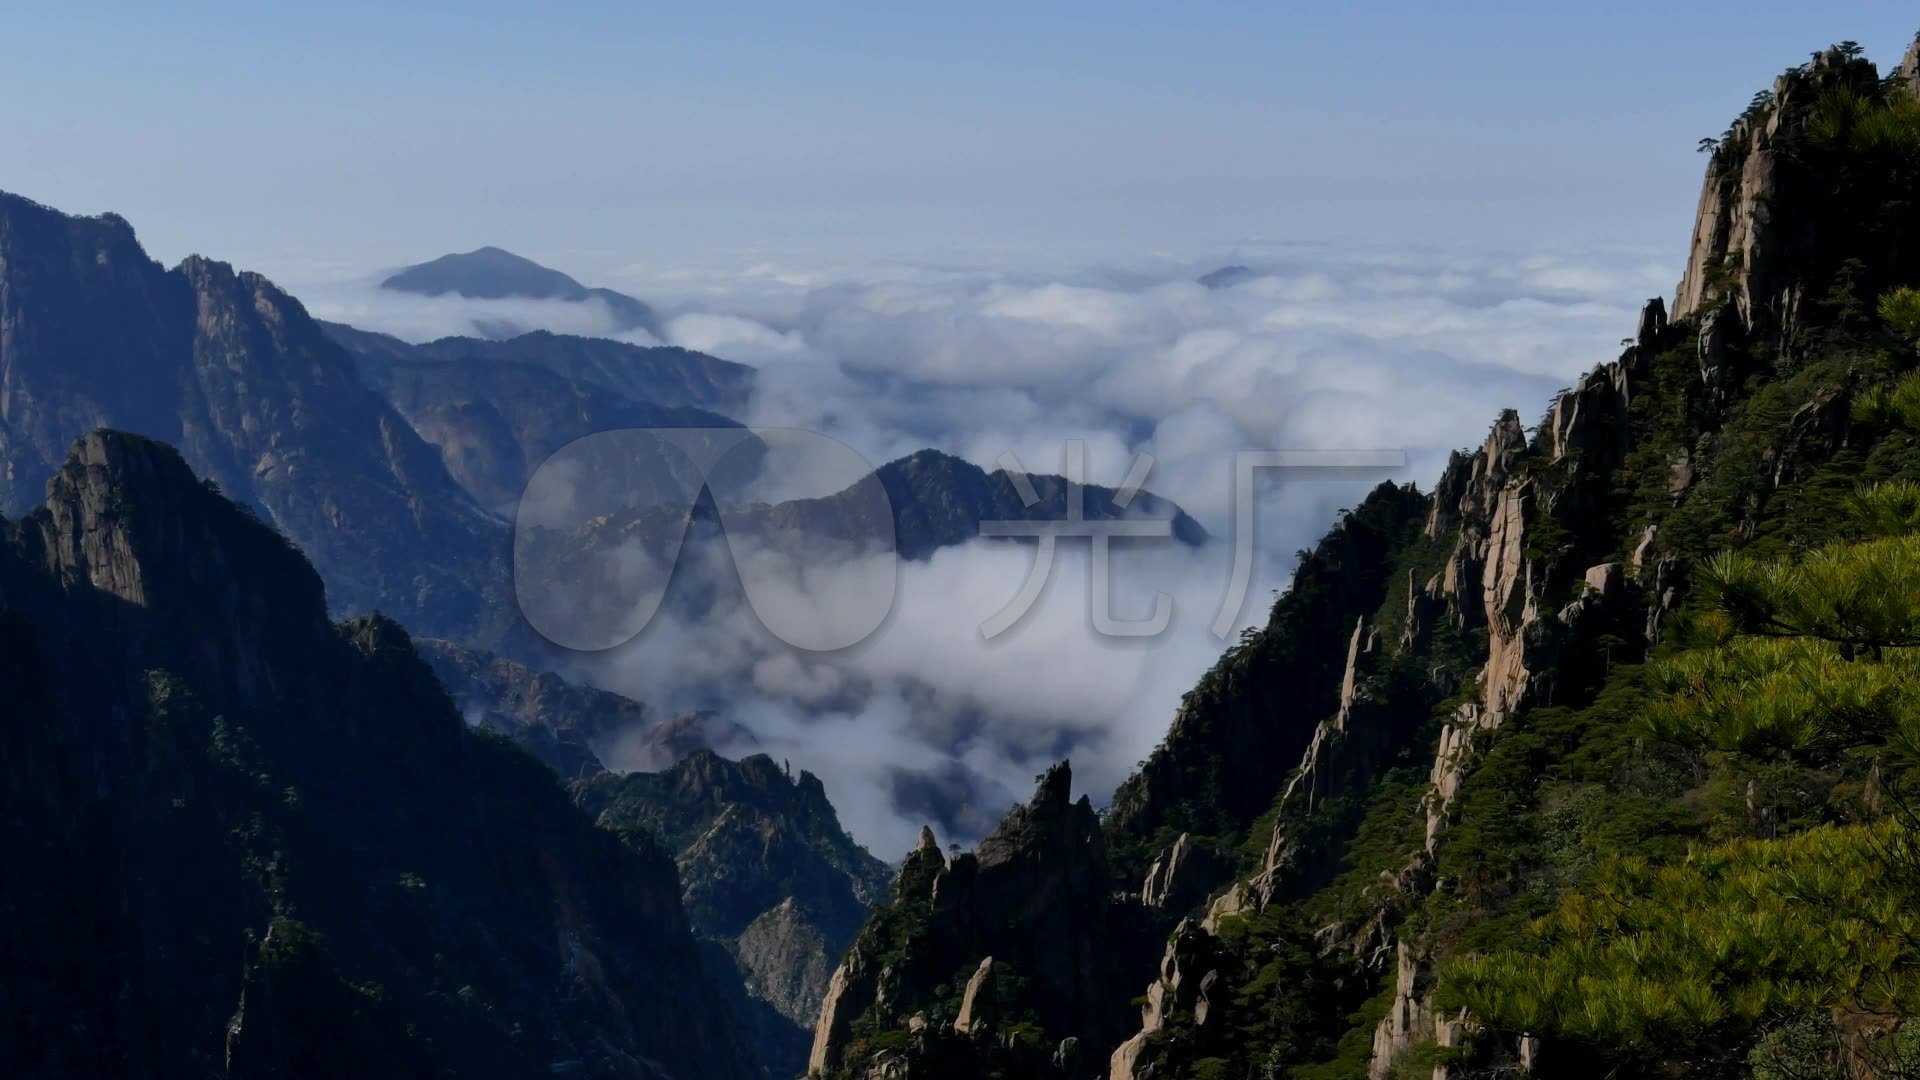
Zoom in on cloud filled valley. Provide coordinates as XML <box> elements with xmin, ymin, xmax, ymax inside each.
<box><xmin>301</xmin><ymin>242</ymin><xmax>1672</xmax><ymax>858</ymax></box>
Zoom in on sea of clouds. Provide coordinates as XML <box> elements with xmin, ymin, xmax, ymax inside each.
<box><xmin>301</xmin><ymin>243</ymin><xmax>1673</xmax><ymax>858</ymax></box>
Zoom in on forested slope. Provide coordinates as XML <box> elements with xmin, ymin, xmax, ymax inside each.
<box><xmin>809</xmin><ymin>37</ymin><xmax>1920</xmax><ymax>1080</ymax></box>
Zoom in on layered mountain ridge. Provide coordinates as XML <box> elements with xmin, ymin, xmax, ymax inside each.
<box><xmin>0</xmin><ymin>193</ymin><xmax>508</xmax><ymax>640</ymax></box>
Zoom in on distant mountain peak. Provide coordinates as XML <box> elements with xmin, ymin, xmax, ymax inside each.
<box><xmin>1198</xmin><ymin>264</ymin><xmax>1258</xmax><ymax>289</ymax></box>
<box><xmin>380</xmin><ymin>247</ymin><xmax>659</xmax><ymax>336</ymax></box>
<box><xmin>381</xmin><ymin>247</ymin><xmax>586</xmax><ymax>299</ymax></box>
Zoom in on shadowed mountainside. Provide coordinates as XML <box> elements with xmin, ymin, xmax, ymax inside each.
<box><xmin>0</xmin><ymin>430</ymin><xmax>761</xmax><ymax>1079</ymax></box>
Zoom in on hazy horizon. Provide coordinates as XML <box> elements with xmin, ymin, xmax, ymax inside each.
<box><xmin>10</xmin><ymin>4</ymin><xmax>1920</xmax><ymax>285</ymax></box>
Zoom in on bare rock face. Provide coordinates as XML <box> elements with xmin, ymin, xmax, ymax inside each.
<box><xmin>1107</xmin><ymin>920</ymin><xmax>1222</xmax><ymax>1079</ymax></box>
<box><xmin>952</xmin><ymin>762</ymin><xmax>1117</xmax><ymax>1041</ymax></box>
<box><xmin>954</xmin><ymin>957</ymin><xmax>998</xmax><ymax>1034</ymax></box>
<box><xmin>1202</xmin><ymin>881</ymin><xmax>1255</xmax><ymax>933</ymax></box>
<box><xmin>1479</xmin><ymin>480</ymin><xmax>1536</xmax><ymax>724</ymax></box>
<box><xmin>1673</xmin><ymin>47</ymin><xmax>1882</xmax><ymax>342</ymax></box>
<box><xmin>1052</xmin><ymin>1037</ymin><xmax>1082</xmax><ymax>1074</ymax></box>
<box><xmin>1631</xmin><ymin>525</ymin><xmax>1660</xmax><ymax>575</ymax></box>
<box><xmin>1369</xmin><ymin>942</ymin><xmax>1437</xmax><ymax>1080</ymax></box>
<box><xmin>1546</xmin><ymin>355</ymin><xmax>1634</xmax><ymax>464</ymax></box>
<box><xmin>808</xmin><ymin>764</ymin><xmax>1129</xmax><ymax>1077</ymax></box>
<box><xmin>1140</xmin><ymin>833</ymin><xmax>1223</xmax><ymax>914</ymax></box>
<box><xmin>1109</xmin><ymin>1032</ymin><xmax>1157</xmax><ymax>1080</ymax></box>
<box><xmin>736</xmin><ymin>898</ymin><xmax>839</xmax><ymax>1030</ymax></box>
<box><xmin>1137</xmin><ymin>920</ymin><xmax>1218</xmax><ymax>1037</ymax></box>
<box><xmin>1902</xmin><ymin>32</ymin><xmax>1920</xmax><ymax>98</ymax></box>
<box><xmin>1672</xmin><ymin>107</ymin><xmax>1781</xmax><ymax>322</ymax></box>
<box><xmin>1109</xmin><ymin>406</ymin><xmax>1585</xmax><ymax>1068</ymax></box>
<box><xmin>809</xmin><ymin>946</ymin><xmax>882</xmax><ymax>1076</ymax></box>
<box><xmin>1370</xmin><ymin>379</ymin><xmax>1645</xmax><ymax>1075</ymax></box>
<box><xmin>35</xmin><ymin>430</ymin><xmax>333</xmax><ymax>720</ymax></box>
<box><xmin>1244</xmin><ymin>617</ymin><xmax>1386</xmax><ymax>904</ymax></box>
<box><xmin>1107</xmin><ymin>399</ymin><xmax>1602</xmax><ymax>1080</ymax></box>
<box><xmin>1698</xmin><ymin>303</ymin><xmax>1735</xmax><ymax>402</ymax></box>
<box><xmin>1426</xmin><ymin>411</ymin><xmax>1527</xmax><ymax>541</ymax></box>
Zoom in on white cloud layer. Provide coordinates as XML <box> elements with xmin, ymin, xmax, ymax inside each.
<box><xmin>312</xmin><ymin>242</ymin><xmax>1673</xmax><ymax>859</ymax></box>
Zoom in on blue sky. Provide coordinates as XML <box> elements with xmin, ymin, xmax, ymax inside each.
<box><xmin>6</xmin><ymin>2</ymin><xmax>1919</xmax><ymax>281</ymax></box>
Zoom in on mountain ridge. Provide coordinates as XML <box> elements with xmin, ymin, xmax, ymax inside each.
<box><xmin>0</xmin><ymin>190</ymin><xmax>513</xmax><ymax>641</ymax></box>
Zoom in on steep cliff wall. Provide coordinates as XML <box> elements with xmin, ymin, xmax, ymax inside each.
<box><xmin>0</xmin><ymin>431</ymin><xmax>761</xmax><ymax>1079</ymax></box>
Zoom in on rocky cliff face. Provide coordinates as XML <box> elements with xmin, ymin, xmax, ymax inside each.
<box><xmin>577</xmin><ymin>750</ymin><xmax>893</xmax><ymax>1078</ymax></box>
<box><xmin>0</xmin><ymin>430</ymin><xmax>760</xmax><ymax>1079</ymax></box>
<box><xmin>807</xmin><ymin>762</ymin><xmax>1146</xmax><ymax>1079</ymax></box>
<box><xmin>1674</xmin><ymin>46</ymin><xmax>1914</xmax><ymax>351</ymax></box>
<box><xmin>0</xmin><ymin>193</ymin><xmax>509</xmax><ymax>640</ymax></box>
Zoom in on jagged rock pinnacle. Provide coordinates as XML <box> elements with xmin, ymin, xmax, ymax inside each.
<box><xmin>1032</xmin><ymin>760</ymin><xmax>1073</xmax><ymax>808</ymax></box>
